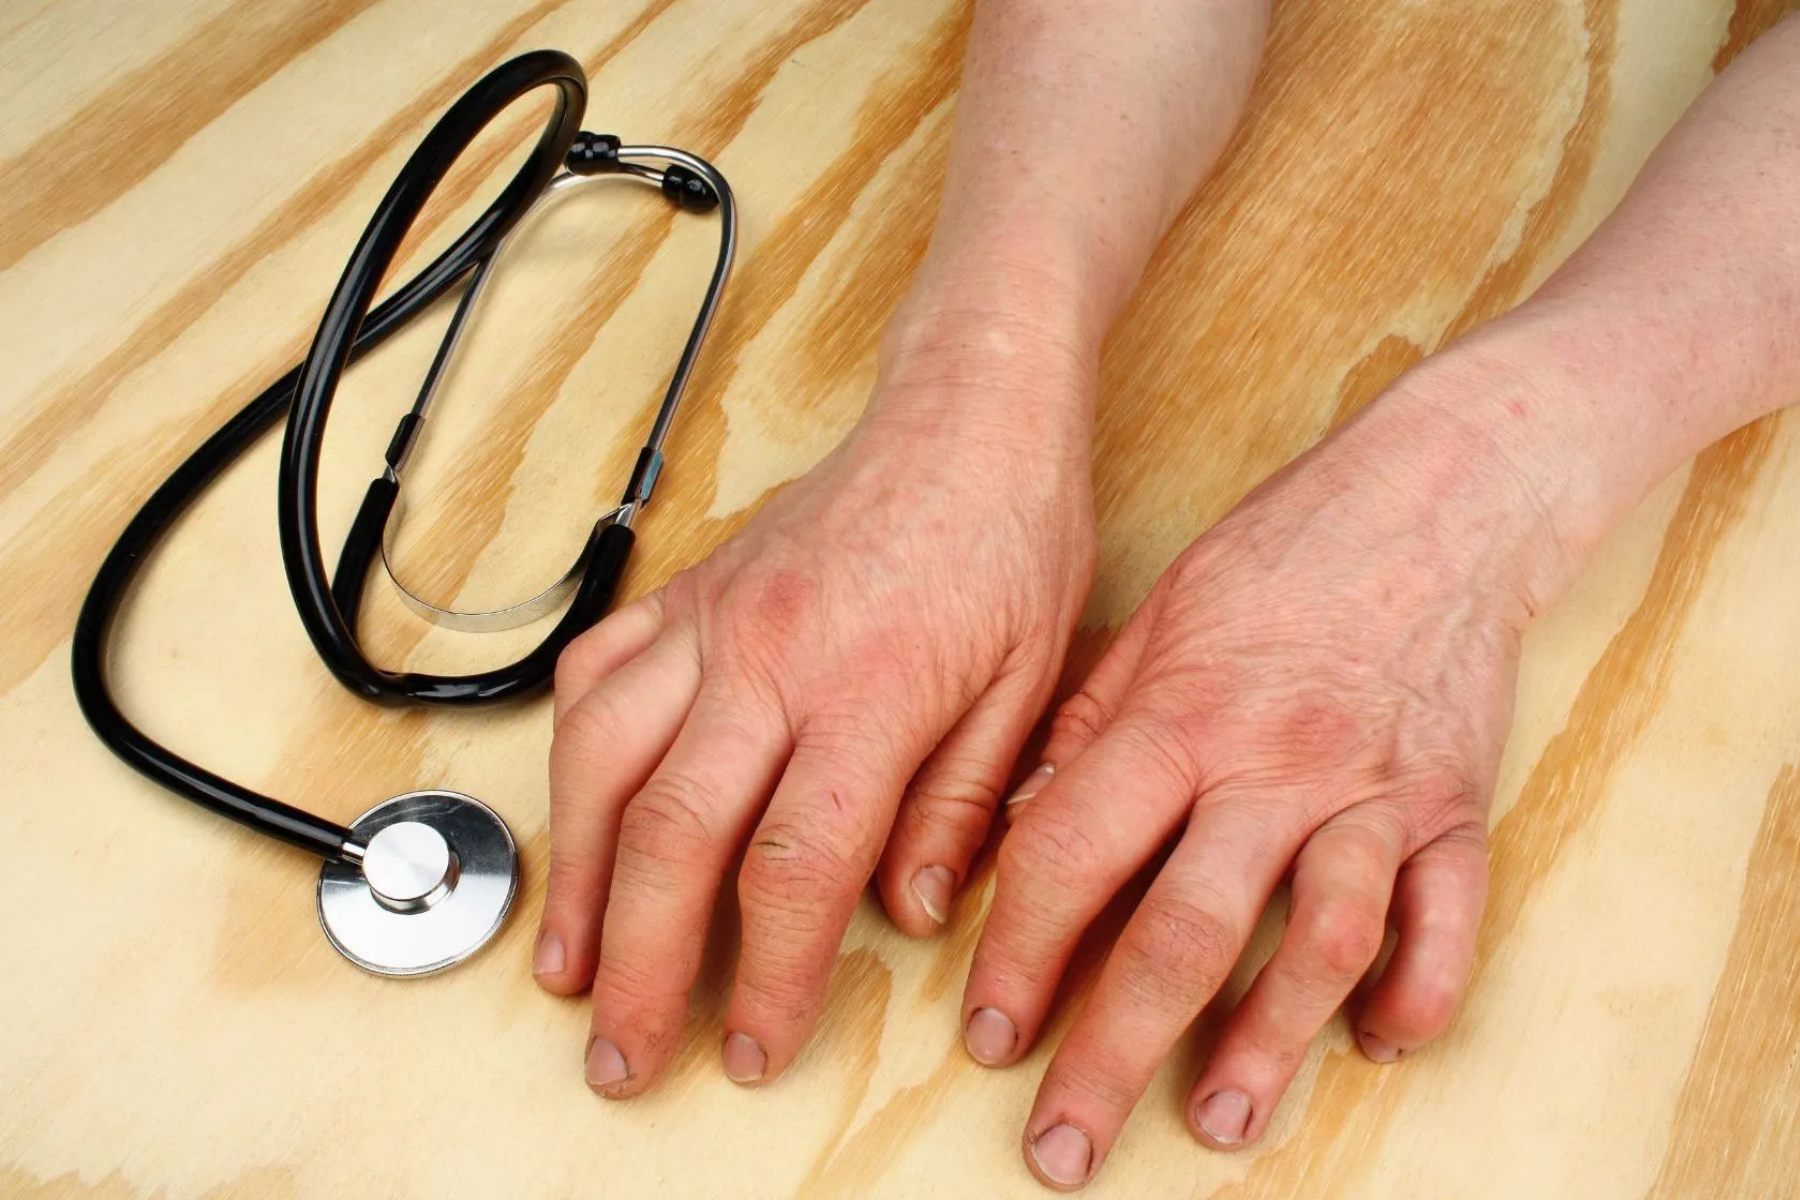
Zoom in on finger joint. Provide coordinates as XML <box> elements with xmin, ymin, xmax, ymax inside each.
<box><xmin>615</xmin><ymin>773</ymin><xmax>725</xmax><ymax>883</ymax></box>
<box><xmin>1115</xmin><ymin>890</ymin><xmax>1237</xmax><ymax>1016</ymax></box>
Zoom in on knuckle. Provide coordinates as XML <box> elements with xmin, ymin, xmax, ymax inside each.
<box><xmin>1302</xmin><ymin>895</ymin><xmax>1387</xmax><ymax>980</ymax></box>
<box><xmin>542</xmin><ymin>871</ymin><xmax>599</xmax><ymax>926</ymax></box>
<box><xmin>722</xmin><ymin>565</ymin><xmax>819</xmax><ymax>648</ymax></box>
<box><xmin>797</xmin><ymin>704</ymin><xmax>919</xmax><ymax>777</ymax></box>
<box><xmin>553</xmin><ymin>635</ymin><xmax>602</xmax><ymax>697</ymax></box>
<box><xmin>900</xmin><ymin>773</ymin><xmax>1001</xmax><ymax>841</ymax></box>
<box><xmin>742</xmin><ymin>817</ymin><xmax>862</xmax><ymax>917</ymax></box>
<box><xmin>550</xmin><ymin>690</ymin><xmax>630</xmax><ymax>755</ymax></box>
<box><xmin>1001</xmin><ymin>804</ymin><xmax>1106</xmax><ymax>881</ymax></box>
<box><xmin>544</xmin><ymin>845</ymin><xmax>597</xmax><ymax>895</ymax></box>
<box><xmin>1428</xmin><ymin>818</ymin><xmax>1491</xmax><ymax>861</ymax></box>
<box><xmin>1109</xmin><ymin>714</ymin><xmax>1204</xmax><ymax>795</ymax></box>
<box><xmin>617</xmin><ymin>773</ymin><xmax>721</xmax><ymax>870</ymax></box>
<box><xmin>1160</xmin><ymin>545</ymin><xmax>1216</xmax><ymax>597</ymax></box>
<box><xmin>1115</xmin><ymin>891</ymin><xmax>1237</xmax><ymax>1013</ymax></box>
<box><xmin>1396</xmin><ymin>975</ymin><xmax>1463</xmax><ymax>1037</ymax></box>
<box><xmin>1050</xmin><ymin>689</ymin><xmax>1111</xmax><ymax>748</ymax></box>
<box><xmin>1225</xmin><ymin>1012</ymin><xmax>1314</xmax><ymax>1075</ymax></box>
<box><xmin>738</xmin><ymin>948</ymin><xmax>827</xmax><ymax>1026</ymax></box>
<box><xmin>597</xmin><ymin>948</ymin><xmax>691</xmax><ymax>1011</ymax></box>
<box><xmin>1052</xmin><ymin>1053</ymin><xmax>1143</xmax><ymax>1113</ymax></box>
<box><xmin>1270</xmin><ymin>693</ymin><xmax>1369</xmax><ymax>762</ymax></box>
<box><xmin>1399</xmin><ymin>766</ymin><xmax>1486</xmax><ymax>844</ymax></box>
<box><xmin>660</xmin><ymin>567</ymin><xmax>704</xmax><ymax>612</ymax></box>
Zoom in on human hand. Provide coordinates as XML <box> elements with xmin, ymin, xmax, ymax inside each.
<box><xmin>962</xmin><ymin>366</ymin><xmax>1577</xmax><ymax>1189</ymax></box>
<box><xmin>534</xmin><ymin>316</ymin><xmax>1097</xmax><ymax>1096</ymax></box>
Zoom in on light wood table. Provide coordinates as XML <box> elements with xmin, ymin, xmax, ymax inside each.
<box><xmin>4</xmin><ymin>1</ymin><xmax>1798</xmax><ymax>1196</ymax></box>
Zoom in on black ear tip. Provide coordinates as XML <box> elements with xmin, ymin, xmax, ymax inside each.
<box><xmin>661</xmin><ymin>164</ymin><xmax>719</xmax><ymax>212</ymax></box>
<box><xmin>565</xmin><ymin>131</ymin><xmax>622</xmax><ymax>175</ymax></box>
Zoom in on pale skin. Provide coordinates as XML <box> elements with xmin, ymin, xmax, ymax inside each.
<box><xmin>537</xmin><ymin>2</ymin><xmax>1800</xmax><ymax>1191</ymax></box>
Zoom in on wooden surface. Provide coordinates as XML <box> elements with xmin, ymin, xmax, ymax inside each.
<box><xmin>3</xmin><ymin>1</ymin><xmax>1799</xmax><ymax>1196</ymax></box>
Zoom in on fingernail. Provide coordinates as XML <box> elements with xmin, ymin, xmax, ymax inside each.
<box><xmin>1005</xmin><ymin>763</ymin><xmax>1056</xmax><ymax>818</ymax></box>
<box><xmin>722</xmin><ymin>1031</ymin><xmax>767</xmax><ymax>1085</ymax></box>
<box><xmin>533</xmin><ymin>928</ymin><xmax>565</xmax><ymax>976</ymax></box>
<box><xmin>1196</xmin><ymin>1089</ymin><xmax>1252</xmax><ymax>1145</ymax></box>
<box><xmin>585</xmin><ymin>1036</ymin><xmax>628</xmax><ymax>1093</ymax></box>
<box><xmin>964</xmin><ymin>1006</ymin><xmax>1019</xmax><ymax>1066</ymax></box>
<box><xmin>1029</xmin><ymin>1123</ymin><xmax>1093</xmax><ymax>1188</ymax></box>
<box><xmin>912</xmin><ymin>865</ymin><xmax>956</xmax><ymax>924</ymax></box>
<box><xmin>1359</xmin><ymin>1031</ymin><xmax>1399</xmax><ymax>1063</ymax></box>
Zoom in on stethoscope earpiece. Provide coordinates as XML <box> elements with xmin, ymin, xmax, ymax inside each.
<box><xmin>318</xmin><ymin>791</ymin><xmax>518</xmax><ymax>977</ymax></box>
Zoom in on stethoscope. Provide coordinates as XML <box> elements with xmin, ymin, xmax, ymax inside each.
<box><xmin>70</xmin><ymin>50</ymin><xmax>735</xmax><ymax>977</ymax></box>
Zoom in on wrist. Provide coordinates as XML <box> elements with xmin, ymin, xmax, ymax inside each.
<box><xmin>885</xmin><ymin>202</ymin><xmax>1130</xmax><ymax>367</ymax></box>
<box><xmin>1364</xmin><ymin>292</ymin><xmax>1748</xmax><ymax>614</ymax></box>
<box><xmin>865</xmin><ymin>252</ymin><xmax>1102</xmax><ymax>455</ymax></box>
<box><xmin>1325</xmin><ymin>348</ymin><xmax>1592</xmax><ymax>621</ymax></box>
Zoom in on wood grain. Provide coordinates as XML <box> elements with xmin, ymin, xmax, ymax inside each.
<box><xmin>3</xmin><ymin>1</ymin><xmax>1799</xmax><ymax>1196</ymax></box>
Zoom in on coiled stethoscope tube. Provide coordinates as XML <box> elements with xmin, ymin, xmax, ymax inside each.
<box><xmin>69</xmin><ymin>49</ymin><xmax>735</xmax><ymax>974</ymax></box>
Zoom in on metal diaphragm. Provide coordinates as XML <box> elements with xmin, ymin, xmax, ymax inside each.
<box><xmin>318</xmin><ymin>790</ymin><xmax>517</xmax><ymax>976</ymax></box>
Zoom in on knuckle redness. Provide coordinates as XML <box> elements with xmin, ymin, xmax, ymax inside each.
<box><xmin>1304</xmin><ymin>896</ymin><xmax>1387</xmax><ymax>982</ymax></box>
<box><xmin>1130</xmin><ymin>524</ymin><xmax>1514</xmax><ymax>837</ymax></box>
<box><xmin>1392</xmin><ymin>975</ymin><xmax>1464</xmax><ymax>1037</ymax></box>
<box><xmin>1202</xmin><ymin>681</ymin><xmax>1489</xmax><ymax>842</ymax></box>
<box><xmin>716</xmin><ymin>567</ymin><xmax>820</xmax><ymax>666</ymax></box>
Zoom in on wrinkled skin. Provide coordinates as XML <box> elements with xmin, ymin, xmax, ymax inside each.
<box><xmin>535</xmin><ymin>332</ymin><xmax>1098</xmax><ymax>1093</ymax></box>
<box><xmin>524</xmin><ymin>9</ymin><xmax>1800</xmax><ymax>1191</ymax></box>
<box><xmin>967</xmin><ymin>383</ymin><xmax>1562</xmax><ymax>1188</ymax></box>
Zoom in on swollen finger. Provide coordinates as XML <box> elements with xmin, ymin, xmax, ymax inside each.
<box><xmin>1186</xmin><ymin>808</ymin><xmax>1404</xmax><ymax>1150</ymax></box>
<box><xmin>585</xmin><ymin>682</ymin><xmax>791</xmax><ymax>1097</ymax></box>
<box><xmin>1355</xmin><ymin>826</ymin><xmax>1487</xmax><ymax>1062</ymax></box>
<box><xmin>537</xmin><ymin>630</ymin><xmax>699</xmax><ymax>996</ymax></box>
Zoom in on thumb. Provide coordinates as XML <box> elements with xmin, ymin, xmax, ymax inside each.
<box><xmin>1005</xmin><ymin>612</ymin><xmax>1154</xmax><ymax>823</ymax></box>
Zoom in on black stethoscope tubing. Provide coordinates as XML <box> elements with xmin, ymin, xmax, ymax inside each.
<box><xmin>70</xmin><ymin>50</ymin><xmax>733</xmax><ymax>865</ymax></box>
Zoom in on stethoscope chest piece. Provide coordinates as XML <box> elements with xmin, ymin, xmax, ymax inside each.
<box><xmin>317</xmin><ymin>791</ymin><xmax>518</xmax><ymax>976</ymax></box>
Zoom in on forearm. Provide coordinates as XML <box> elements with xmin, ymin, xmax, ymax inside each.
<box><xmin>1371</xmin><ymin>16</ymin><xmax>1800</xmax><ymax>608</ymax></box>
<box><xmin>878</xmin><ymin>0</ymin><xmax>1269</xmax><ymax>416</ymax></box>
